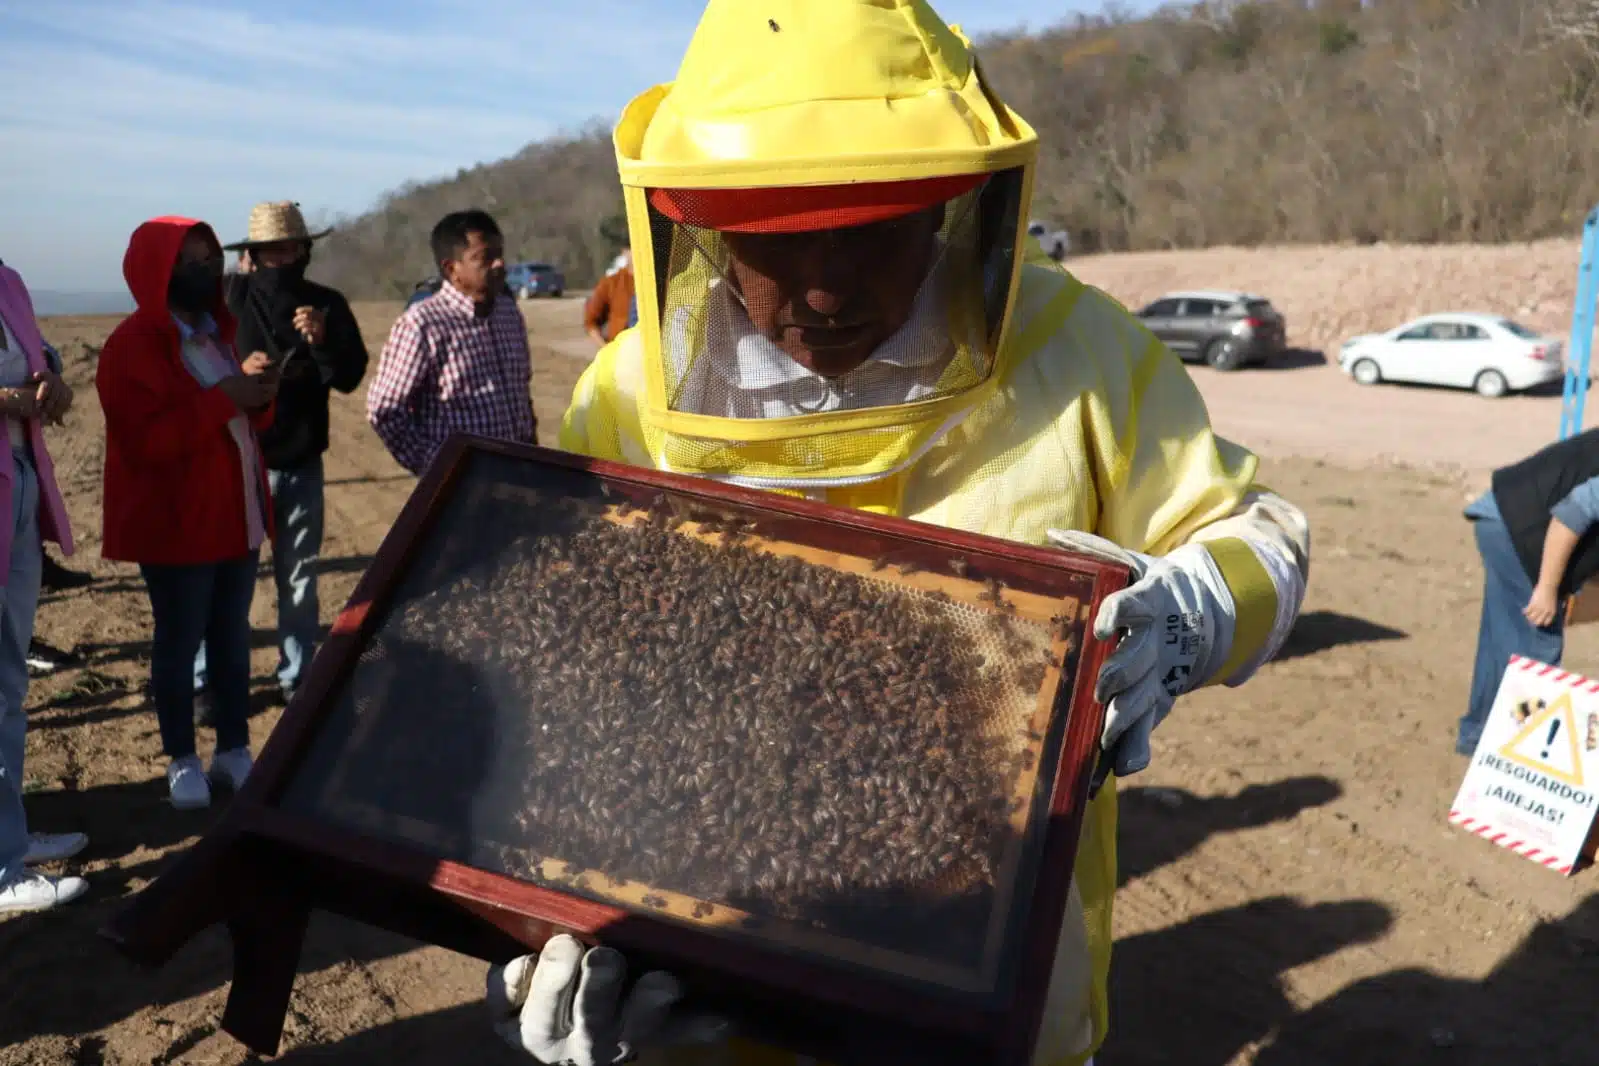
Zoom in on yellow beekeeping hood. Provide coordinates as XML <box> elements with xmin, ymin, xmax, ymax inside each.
<box><xmin>617</xmin><ymin>0</ymin><xmax>1037</xmax><ymax>188</ymax></box>
<box><xmin>612</xmin><ymin>0</ymin><xmax>1040</xmax><ymax>490</ymax></box>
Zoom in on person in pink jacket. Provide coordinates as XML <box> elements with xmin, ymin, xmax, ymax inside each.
<box><xmin>0</xmin><ymin>259</ymin><xmax>88</xmax><ymax>913</ymax></box>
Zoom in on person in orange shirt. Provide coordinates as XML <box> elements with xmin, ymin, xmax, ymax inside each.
<box><xmin>583</xmin><ymin>246</ymin><xmax>635</xmax><ymax>347</ymax></box>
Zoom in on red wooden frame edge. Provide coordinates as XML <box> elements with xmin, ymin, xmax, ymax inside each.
<box><xmin>1002</xmin><ymin>563</ymin><xmax>1122</xmax><ymax>1063</ymax></box>
<box><xmin>510</xmin><ymin>439</ymin><xmax>1130</xmax><ymax>577</ymax></box>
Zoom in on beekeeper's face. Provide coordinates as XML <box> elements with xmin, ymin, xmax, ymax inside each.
<box><xmin>723</xmin><ymin>206</ymin><xmax>943</xmax><ymax>379</ymax></box>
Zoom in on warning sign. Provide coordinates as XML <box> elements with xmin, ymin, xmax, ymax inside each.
<box><xmin>1450</xmin><ymin>656</ymin><xmax>1599</xmax><ymax>876</ymax></box>
<box><xmin>1499</xmin><ymin>691</ymin><xmax>1585</xmax><ymax>786</ymax></box>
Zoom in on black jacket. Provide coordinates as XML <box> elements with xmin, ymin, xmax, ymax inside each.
<box><xmin>1491</xmin><ymin>428</ymin><xmax>1599</xmax><ymax>597</ymax></box>
<box><xmin>226</xmin><ymin>274</ymin><xmax>368</xmax><ymax>470</ymax></box>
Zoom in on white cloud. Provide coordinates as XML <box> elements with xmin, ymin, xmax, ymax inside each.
<box><xmin>3</xmin><ymin>44</ymin><xmax>553</xmax><ymax>156</ymax></box>
<box><xmin>6</xmin><ymin>0</ymin><xmax>685</xmax><ymax>111</ymax></box>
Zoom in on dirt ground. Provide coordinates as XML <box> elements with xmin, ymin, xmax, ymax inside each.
<box><xmin>5</xmin><ymin>274</ymin><xmax>1599</xmax><ymax>1065</ymax></box>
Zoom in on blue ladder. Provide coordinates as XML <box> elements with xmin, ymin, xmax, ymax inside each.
<box><xmin>1563</xmin><ymin>210</ymin><xmax>1599</xmax><ymax>624</ymax></box>
<box><xmin>1561</xmin><ymin>205</ymin><xmax>1599</xmax><ymax>441</ymax></box>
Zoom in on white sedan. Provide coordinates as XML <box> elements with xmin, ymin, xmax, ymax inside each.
<box><xmin>1337</xmin><ymin>313</ymin><xmax>1565</xmax><ymax>398</ymax></box>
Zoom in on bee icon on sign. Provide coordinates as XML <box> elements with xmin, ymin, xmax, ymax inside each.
<box><xmin>1512</xmin><ymin>697</ymin><xmax>1545</xmax><ymax>727</ymax></box>
<box><xmin>1587</xmin><ymin>712</ymin><xmax>1598</xmax><ymax>754</ymax></box>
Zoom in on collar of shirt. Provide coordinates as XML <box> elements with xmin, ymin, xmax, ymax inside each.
<box><xmin>436</xmin><ymin>278</ymin><xmax>498</xmax><ymax>319</ymax></box>
<box><xmin>172</xmin><ymin>311</ymin><xmax>218</xmax><ymax>342</ymax></box>
<box><xmin>669</xmin><ymin>251</ymin><xmax>958</xmax><ymax>417</ymax></box>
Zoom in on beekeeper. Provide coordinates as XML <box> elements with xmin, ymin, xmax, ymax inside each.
<box><xmin>485</xmin><ymin>1</ymin><xmax>1311</xmax><ymax>1064</ymax></box>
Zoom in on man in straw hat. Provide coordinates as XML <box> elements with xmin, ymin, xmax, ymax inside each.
<box><xmin>486</xmin><ymin>2</ymin><xmax>1311</xmax><ymax>1066</ymax></box>
<box><xmin>190</xmin><ymin>201</ymin><xmax>367</xmax><ymax>716</ymax></box>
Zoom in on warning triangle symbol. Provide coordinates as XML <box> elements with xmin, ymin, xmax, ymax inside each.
<box><xmin>1499</xmin><ymin>690</ymin><xmax>1587</xmax><ymax>787</ymax></box>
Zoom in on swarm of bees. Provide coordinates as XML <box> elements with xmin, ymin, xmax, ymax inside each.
<box><xmin>312</xmin><ymin>483</ymin><xmax>1068</xmax><ymax>967</ymax></box>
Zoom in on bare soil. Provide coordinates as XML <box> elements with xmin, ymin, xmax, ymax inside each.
<box><xmin>5</xmin><ymin>262</ymin><xmax>1599</xmax><ymax>1065</ymax></box>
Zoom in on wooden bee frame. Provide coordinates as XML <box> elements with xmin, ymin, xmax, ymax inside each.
<box><xmin>102</xmin><ymin>437</ymin><xmax>1129</xmax><ymax>1066</ymax></box>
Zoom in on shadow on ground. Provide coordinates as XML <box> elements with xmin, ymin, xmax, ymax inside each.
<box><xmin>1360</xmin><ymin>376</ymin><xmax>1588</xmax><ymax>400</ymax></box>
<box><xmin>75</xmin><ymin>616</ymin><xmax>347</xmax><ymax>672</ymax></box>
<box><xmin>1524</xmin><ymin>376</ymin><xmax>1591</xmax><ymax>399</ymax></box>
<box><xmin>0</xmin><ymin>907</ymin><xmax>428</xmax><ymax>1053</ymax></box>
<box><xmin>1250</xmin><ymin>893</ymin><xmax>1599</xmax><ymax>1066</ymax></box>
<box><xmin>0</xmin><ymin>787</ymin><xmax>424</xmax><ymax>1049</ymax></box>
<box><xmin>271</xmin><ymin>1000</ymin><xmax>519</xmax><ymax>1064</ymax></box>
<box><xmin>1262</xmin><ymin>348</ymin><xmax>1326</xmax><ymax>371</ymax></box>
<box><xmin>29</xmin><ymin>673</ymin><xmax>287</xmax><ymax>733</ymax></box>
<box><xmin>1117</xmin><ymin>775</ymin><xmax>1343</xmax><ymax>886</ymax></box>
<box><xmin>325</xmin><ymin>474</ymin><xmax>413</xmax><ymax>488</ymax></box>
<box><xmin>1274</xmin><ymin>609</ymin><xmax>1407</xmax><ymax>662</ymax></box>
<box><xmin>66</xmin><ymin>553</ymin><xmax>377</xmax><ymax>600</ymax></box>
<box><xmin>1108</xmin><ymin>895</ymin><xmax>1395</xmax><ymax>1066</ymax></box>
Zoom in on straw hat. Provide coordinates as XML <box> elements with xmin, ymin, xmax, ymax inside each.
<box><xmin>222</xmin><ymin>201</ymin><xmax>333</xmax><ymax>250</ymax></box>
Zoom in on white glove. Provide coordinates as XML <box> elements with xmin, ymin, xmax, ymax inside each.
<box><xmin>487</xmin><ymin>935</ymin><xmax>728</xmax><ymax>1064</ymax></box>
<box><xmin>1046</xmin><ymin>529</ymin><xmax>1237</xmax><ymax>778</ymax></box>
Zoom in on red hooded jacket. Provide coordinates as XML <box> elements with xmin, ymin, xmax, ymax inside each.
<box><xmin>97</xmin><ymin>217</ymin><xmax>275</xmax><ymax>565</ymax></box>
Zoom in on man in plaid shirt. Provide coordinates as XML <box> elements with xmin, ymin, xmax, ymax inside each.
<box><xmin>367</xmin><ymin>209</ymin><xmax>537</xmax><ymax>474</ymax></box>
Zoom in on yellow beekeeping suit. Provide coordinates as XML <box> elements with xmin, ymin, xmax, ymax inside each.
<box><xmin>555</xmin><ymin>1</ymin><xmax>1306</xmax><ymax>1062</ymax></box>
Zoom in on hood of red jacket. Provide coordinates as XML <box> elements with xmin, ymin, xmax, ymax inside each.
<box><xmin>122</xmin><ymin>216</ymin><xmax>233</xmax><ymax>329</ymax></box>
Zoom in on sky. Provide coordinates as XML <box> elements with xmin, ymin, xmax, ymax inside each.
<box><xmin>0</xmin><ymin>0</ymin><xmax>1161</xmax><ymax>295</ymax></box>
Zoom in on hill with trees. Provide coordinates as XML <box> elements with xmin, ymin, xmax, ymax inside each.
<box><xmin>314</xmin><ymin>0</ymin><xmax>1599</xmax><ymax>298</ymax></box>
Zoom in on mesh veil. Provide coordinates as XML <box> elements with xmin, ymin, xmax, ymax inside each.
<box><xmin>631</xmin><ymin>168</ymin><xmax>1026</xmax><ymax>487</ymax></box>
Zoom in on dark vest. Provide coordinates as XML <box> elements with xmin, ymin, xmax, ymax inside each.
<box><xmin>1491</xmin><ymin>428</ymin><xmax>1599</xmax><ymax>597</ymax></box>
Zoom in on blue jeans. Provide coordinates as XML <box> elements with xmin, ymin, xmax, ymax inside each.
<box><xmin>195</xmin><ymin>458</ymin><xmax>323</xmax><ymax>696</ymax></box>
<box><xmin>0</xmin><ymin>452</ymin><xmax>43</xmax><ymax>885</ymax></box>
<box><xmin>1458</xmin><ymin>491</ymin><xmax>1566</xmax><ymax>754</ymax></box>
<box><xmin>142</xmin><ymin>554</ymin><xmax>258</xmax><ymax>759</ymax></box>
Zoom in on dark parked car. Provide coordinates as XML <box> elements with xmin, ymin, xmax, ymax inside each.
<box><xmin>405</xmin><ymin>275</ymin><xmax>443</xmax><ymax>310</ymax></box>
<box><xmin>506</xmin><ymin>261</ymin><xmax>564</xmax><ymax>299</ymax></box>
<box><xmin>1134</xmin><ymin>290</ymin><xmax>1287</xmax><ymax>370</ymax></box>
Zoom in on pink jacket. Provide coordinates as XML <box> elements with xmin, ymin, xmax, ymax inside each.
<box><xmin>0</xmin><ymin>264</ymin><xmax>75</xmax><ymax>573</ymax></box>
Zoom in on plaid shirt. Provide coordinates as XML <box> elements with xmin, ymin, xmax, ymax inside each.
<box><xmin>367</xmin><ymin>280</ymin><xmax>537</xmax><ymax>474</ymax></box>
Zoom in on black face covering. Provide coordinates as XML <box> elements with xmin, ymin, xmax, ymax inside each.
<box><xmin>251</xmin><ymin>256</ymin><xmax>309</xmax><ymax>297</ymax></box>
<box><xmin>168</xmin><ymin>259</ymin><xmax>221</xmax><ymax>313</ymax></box>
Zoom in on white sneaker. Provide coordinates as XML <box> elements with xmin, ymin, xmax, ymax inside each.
<box><xmin>167</xmin><ymin>755</ymin><xmax>212</xmax><ymax>810</ymax></box>
<box><xmin>209</xmin><ymin>747</ymin><xmax>253</xmax><ymax>793</ymax></box>
<box><xmin>24</xmin><ymin>832</ymin><xmax>88</xmax><ymax>864</ymax></box>
<box><xmin>0</xmin><ymin>869</ymin><xmax>89</xmax><ymax>913</ymax></box>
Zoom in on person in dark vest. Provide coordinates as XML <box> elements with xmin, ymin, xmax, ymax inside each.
<box><xmin>191</xmin><ymin>202</ymin><xmax>368</xmax><ymax>721</ymax></box>
<box><xmin>1458</xmin><ymin>428</ymin><xmax>1599</xmax><ymax>754</ymax></box>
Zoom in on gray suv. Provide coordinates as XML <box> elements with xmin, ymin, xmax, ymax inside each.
<box><xmin>1135</xmin><ymin>290</ymin><xmax>1287</xmax><ymax>370</ymax></box>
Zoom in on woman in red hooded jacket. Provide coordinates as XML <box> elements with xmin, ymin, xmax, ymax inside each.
<box><xmin>98</xmin><ymin>218</ymin><xmax>279</xmax><ymax>811</ymax></box>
